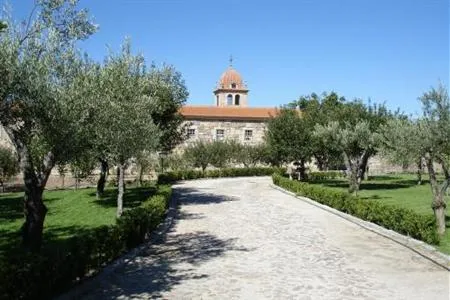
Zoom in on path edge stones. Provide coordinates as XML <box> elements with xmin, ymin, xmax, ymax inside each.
<box><xmin>56</xmin><ymin>191</ymin><xmax>179</xmax><ymax>300</ymax></box>
<box><xmin>270</xmin><ymin>184</ymin><xmax>450</xmax><ymax>271</ymax></box>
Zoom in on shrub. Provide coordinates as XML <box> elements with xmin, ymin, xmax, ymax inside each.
<box><xmin>0</xmin><ymin>184</ymin><xmax>172</xmax><ymax>300</ymax></box>
<box><xmin>272</xmin><ymin>174</ymin><xmax>439</xmax><ymax>245</ymax></box>
<box><xmin>157</xmin><ymin>167</ymin><xmax>285</xmax><ymax>184</ymax></box>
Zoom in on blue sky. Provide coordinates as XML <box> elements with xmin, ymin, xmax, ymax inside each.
<box><xmin>4</xmin><ymin>0</ymin><xmax>449</xmax><ymax>115</ymax></box>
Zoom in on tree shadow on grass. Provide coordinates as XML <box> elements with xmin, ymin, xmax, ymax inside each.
<box><xmin>367</xmin><ymin>175</ymin><xmax>403</xmax><ymax>181</ymax></box>
<box><xmin>92</xmin><ymin>186</ymin><xmax>157</xmax><ymax>209</ymax></box>
<box><xmin>445</xmin><ymin>216</ymin><xmax>450</xmax><ymax>228</ymax></box>
<box><xmin>315</xmin><ymin>179</ymin><xmax>419</xmax><ymax>191</ymax></box>
<box><xmin>360</xmin><ymin>194</ymin><xmax>392</xmax><ymax>200</ymax></box>
<box><xmin>0</xmin><ymin>228</ymin><xmax>22</xmax><ymax>257</ymax></box>
<box><xmin>87</xmin><ymin>231</ymin><xmax>252</xmax><ymax>299</ymax></box>
<box><xmin>0</xmin><ymin>193</ymin><xmax>23</xmax><ymax>222</ymax></box>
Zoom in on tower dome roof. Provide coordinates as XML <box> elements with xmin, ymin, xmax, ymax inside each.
<box><xmin>216</xmin><ymin>67</ymin><xmax>247</xmax><ymax>90</ymax></box>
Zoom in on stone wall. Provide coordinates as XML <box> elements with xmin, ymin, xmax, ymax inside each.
<box><xmin>0</xmin><ymin>125</ymin><xmax>13</xmax><ymax>149</ymax></box>
<box><xmin>180</xmin><ymin>118</ymin><xmax>267</xmax><ymax>149</ymax></box>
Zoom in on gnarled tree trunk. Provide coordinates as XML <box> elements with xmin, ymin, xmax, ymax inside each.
<box><xmin>96</xmin><ymin>159</ymin><xmax>108</xmax><ymax>199</ymax></box>
<box><xmin>117</xmin><ymin>163</ymin><xmax>125</xmax><ymax>217</ymax></box>
<box><xmin>416</xmin><ymin>157</ymin><xmax>423</xmax><ymax>185</ymax></box>
<box><xmin>425</xmin><ymin>153</ymin><xmax>449</xmax><ymax>235</ymax></box>
<box><xmin>344</xmin><ymin>152</ymin><xmax>367</xmax><ymax>196</ymax></box>
<box><xmin>298</xmin><ymin>158</ymin><xmax>308</xmax><ymax>181</ymax></box>
<box><xmin>17</xmin><ymin>144</ymin><xmax>54</xmax><ymax>252</ymax></box>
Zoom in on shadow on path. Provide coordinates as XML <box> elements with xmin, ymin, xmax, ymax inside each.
<box><xmin>89</xmin><ymin>231</ymin><xmax>250</xmax><ymax>299</ymax></box>
<box><xmin>174</xmin><ymin>186</ymin><xmax>238</xmax><ymax>205</ymax></box>
<box><xmin>84</xmin><ymin>185</ymin><xmax>249</xmax><ymax>299</ymax></box>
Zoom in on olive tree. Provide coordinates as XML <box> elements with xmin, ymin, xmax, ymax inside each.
<box><xmin>0</xmin><ymin>0</ymin><xmax>96</xmax><ymax>251</ymax></box>
<box><xmin>380</xmin><ymin>84</ymin><xmax>450</xmax><ymax>234</ymax></box>
<box><xmin>314</xmin><ymin>121</ymin><xmax>376</xmax><ymax>194</ymax></box>
<box><xmin>96</xmin><ymin>42</ymin><xmax>160</xmax><ymax>217</ymax></box>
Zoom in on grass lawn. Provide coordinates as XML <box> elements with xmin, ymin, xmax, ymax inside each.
<box><xmin>0</xmin><ymin>184</ymin><xmax>156</xmax><ymax>257</ymax></box>
<box><xmin>309</xmin><ymin>174</ymin><xmax>450</xmax><ymax>255</ymax></box>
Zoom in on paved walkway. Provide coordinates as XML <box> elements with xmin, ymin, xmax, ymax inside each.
<box><xmin>81</xmin><ymin>177</ymin><xmax>449</xmax><ymax>299</ymax></box>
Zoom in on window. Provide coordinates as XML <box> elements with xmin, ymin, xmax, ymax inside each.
<box><xmin>216</xmin><ymin>129</ymin><xmax>225</xmax><ymax>140</ymax></box>
<box><xmin>216</xmin><ymin>95</ymin><xmax>219</xmax><ymax>106</ymax></box>
<box><xmin>244</xmin><ymin>129</ymin><xmax>253</xmax><ymax>141</ymax></box>
<box><xmin>227</xmin><ymin>94</ymin><xmax>233</xmax><ymax>106</ymax></box>
<box><xmin>231</xmin><ymin>83</ymin><xmax>237</xmax><ymax>89</ymax></box>
<box><xmin>235</xmin><ymin>94</ymin><xmax>240</xmax><ymax>105</ymax></box>
<box><xmin>187</xmin><ymin>128</ymin><xmax>196</xmax><ymax>138</ymax></box>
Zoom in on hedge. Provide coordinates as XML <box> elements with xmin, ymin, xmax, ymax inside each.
<box><xmin>0</xmin><ymin>184</ymin><xmax>172</xmax><ymax>300</ymax></box>
<box><xmin>272</xmin><ymin>173</ymin><xmax>439</xmax><ymax>245</ymax></box>
<box><xmin>157</xmin><ymin>167</ymin><xmax>285</xmax><ymax>184</ymax></box>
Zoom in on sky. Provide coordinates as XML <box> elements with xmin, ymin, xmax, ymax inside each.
<box><xmin>4</xmin><ymin>0</ymin><xmax>449</xmax><ymax>115</ymax></box>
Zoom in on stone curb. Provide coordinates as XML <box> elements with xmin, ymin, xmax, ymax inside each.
<box><xmin>270</xmin><ymin>184</ymin><xmax>450</xmax><ymax>272</ymax></box>
<box><xmin>56</xmin><ymin>192</ymin><xmax>179</xmax><ymax>300</ymax></box>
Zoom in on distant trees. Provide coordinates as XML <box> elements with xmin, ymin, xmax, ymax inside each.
<box><xmin>269</xmin><ymin>92</ymin><xmax>389</xmax><ymax>188</ymax></box>
<box><xmin>183</xmin><ymin>140</ymin><xmax>267</xmax><ymax>171</ymax></box>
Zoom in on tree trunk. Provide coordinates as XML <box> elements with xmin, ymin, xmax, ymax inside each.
<box><xmin>344</xmin><ymin>154</ymin><xmax>360</xmax><ymax>195</ymax></box>
<box><xmin>424</xmin><ymin>152</ymin><xmax>448</xmax><ymax>235</ymax></box>
<box><xmin>416</xmin><ymin>158</ymin><xmax>423</xmax><ymax>185</ymax></box>
<box><xmin>359</xmin><ymin>152</ymin><xmax>370</xmax><ymax>181</ymax></box>
<box><xmin>314</xmin><ymin>155</ymin><xmax>325</xmax><ymax>171</ymax></box>
<box><xmin>96</xmin><ymin>159</ymin><xmax>108</xmax><ymax>199</ymax></box>
<box><xmin>117</xmin><ymin>163</ymin><xmax>125</xmax><ymax>218</ymax></box>
<box><xmin>22</xmin><ymin>183</ymin><xmax>47</xmax><ymax>252</ymax></box>
<box><xmin>138</xmin><ymin>165</ymin><xmax>144</xmax><ymax>187</ymax></box>
<box><xmin>433</xmin><ymin>199</ymin><xmax>446</xmax><ymax>236</ymax></box>
<box><xmin>298</xmin><ymin>159</ymin><xmax>308</xmax><ymax>181</ymax></box>
<box><xmin>20</xmin><ymin>150</ymin><xmax>53</xmax><ymax>252</ymax></box>
<box><xmin>4</xmin><ymin>127</ymin><xmax>53</xmax><ymax>251</ymax></box>
<box><xmin>349</xmin><ymin>167</ymin><xmax>360</xmax><ymax>195</ymax></box>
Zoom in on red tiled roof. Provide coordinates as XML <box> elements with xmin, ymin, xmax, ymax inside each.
<box><xmin>180</xmin><ymin>105</ymin><xmax>280</xmax><ymax>120</ymax></box>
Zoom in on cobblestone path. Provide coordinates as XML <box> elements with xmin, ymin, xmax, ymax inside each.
<box><xmin>81</xmin><ymin>177</ymin><xmax>449</xmax><ymax>299</ymax></box>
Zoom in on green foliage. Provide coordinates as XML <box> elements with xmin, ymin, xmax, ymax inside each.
<box><xmin>165</xmin><ymin>152</ymin><xmax>189</xmax><ymax>171</ymax></box>
<box><xmin>0</xmin><ymin>184</ymin><xmax>172</xmax><ymax>300</ymax></box>
<box><xmin>0</xmin><ymin>147</ymin><xmax>19</xmax><ymax>190</ymax></box>
<box><xmin>265</xmin><ymin>109</ymin><xmax>312</xmax><ymax>164</ymax></box>
<box><xmin>272</xmin><ymin>174</ymin><xmax>440</xmax><ymax>245</ymax></box>
<box><xmin>231</xmin><ymin>142</ymin><xmax>267</xmax><ymax>167</ymax></box>
<box><xmin>157</xmin><ymin>167</ymin><xmax>285</xmax><ymax>184</ymax></box>
<box><xmin>288</xmin><ymin>92</ymin><xmax>345</xmax><ymax>170</ymax></box>
<box><xmin>0</xmin><ymin>21</ymin><xmax>6</xmax><ymax>32</ymax></box>
<box><xmin>208</xmin><ymin>140</ymin><xmax>232</xmax><ymax>168</ymax></box>
<box><xmin>146</xmin><ymin>65</ymin><xmax>189</xmax><ymax>152</ymax></box>
<box><xmin>0</xmin><ymin>0</ymin><xmax>97</xmax><ymax>168</ymax></box>
<box><xmin>183</xmin><ymin>140</ymin><xmax>213</xmax><ymax>171</ymax></box>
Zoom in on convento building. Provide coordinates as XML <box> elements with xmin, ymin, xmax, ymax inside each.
<box><xmin>179</xmin><ymin>61</ymin><xmax>279</xmax><ymax>147</ymax></box>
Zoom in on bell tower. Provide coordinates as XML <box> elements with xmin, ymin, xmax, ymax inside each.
<box><xmin>214</xmin><ymin>57</ymin><xmax>249</xmax><ymax>107</ymax></box>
